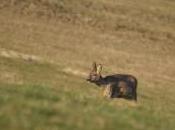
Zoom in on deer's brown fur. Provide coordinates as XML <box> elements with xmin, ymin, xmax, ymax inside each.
<box><xmin>87</xmin><ymin>62</ymin><xmax>138</xmax><ymax>101</ymax></box>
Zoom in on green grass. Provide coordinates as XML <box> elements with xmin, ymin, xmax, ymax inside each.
<box><xmin>0</xmin><ymin>0</ymin><xmax>175</xmax><ymax>130</ymax></box>
<box><xmin>0</xmin><ymin>83</ymin><xmax>174</xmax><ymax>130</ymax></box>
<box><xmin>0</xmin><ymin>57</ymin><xmax>174</xmax><ymax>130</ymax></box>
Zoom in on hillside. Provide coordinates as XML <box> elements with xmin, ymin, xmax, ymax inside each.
<box><xmin>0</xmin><ymin>0</ymin><xmax>175</xmax><ymax>130</ymax></box>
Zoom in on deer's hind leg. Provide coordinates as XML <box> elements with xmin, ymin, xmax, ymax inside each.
<box><xmin>133</xmin><ymin>89</ymin><xmax>137</xmax><ymax>101</ymax></box>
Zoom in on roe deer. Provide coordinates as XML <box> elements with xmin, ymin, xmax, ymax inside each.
<box><xmin>86</xmin><ymin>62</ymin><xmax>138</xmax><ymax>101</ymax></box>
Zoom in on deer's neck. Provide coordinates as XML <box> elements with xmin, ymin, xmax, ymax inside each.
<box><xmin>95</xmin><ymin>76</ymin><xmax>108</xmax><ymax>86</ymax></box>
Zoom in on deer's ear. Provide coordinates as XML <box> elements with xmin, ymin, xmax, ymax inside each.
<box><xmin>97</xmin><ymin>64</ymin><xmax>102</xmax><ymax>74</ymax></box>
<box><xmin>91</xmin><ymin>62</ymin><xmax>97</xmax><ymax>72</ymax></box>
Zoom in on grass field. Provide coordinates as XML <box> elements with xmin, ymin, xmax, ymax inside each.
<box><xmin>0</xmin><ymin>0</ymin><xmax>175</xmax><ymax>130</ymax></box>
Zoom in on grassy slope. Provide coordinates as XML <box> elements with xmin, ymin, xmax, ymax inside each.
<box><xmin>0</xmin><ymin>0</ymin><xmax>175</xmax><ymax>130</ymax></box>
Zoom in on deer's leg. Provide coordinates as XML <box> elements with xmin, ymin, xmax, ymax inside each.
<box><xmin>130</xmin><ymin>85</ymin><xmax>137</xmax><ymax>101</ymax></box>
<box><xmin>103</xmin><ymin>84</ymin><xmax>112</xmax><ymax>98</ymax></box>
<box><xmin>133</xmin><ymin>89</ymin><xmax>137</xmax><ymax>101</ymax></box>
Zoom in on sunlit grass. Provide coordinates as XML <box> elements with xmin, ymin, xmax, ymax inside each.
<box><xmin>0</xmin><ymin>57</ymin><xmax>174</xmax><ymax>130</ymax></box>
<box><xmin>0</xmin><ymin>83</ymin><xmax>173</xmax><ymax>130</ymax></box>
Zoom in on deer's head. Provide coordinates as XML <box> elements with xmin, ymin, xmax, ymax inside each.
<box><xmin>86</xmin><ymin>62</ymin><xmax>102</xmax><ymax>83</ymax></box>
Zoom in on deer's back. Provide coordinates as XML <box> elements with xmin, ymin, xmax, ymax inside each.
<box><xmin>104</xmin><ymin>74</ymin><xmax>137</xmax><ymax>99</ymax></box>
<box><xmin>104</xmin><ymin>74</ymin><xmax>137</xmax><ymax>87</ymax></box>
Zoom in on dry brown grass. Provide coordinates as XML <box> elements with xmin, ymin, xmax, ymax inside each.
<box><xmin>0</xmin><ymin>12</ymin><xmax>174</xmax><ymax>87</ymax></box>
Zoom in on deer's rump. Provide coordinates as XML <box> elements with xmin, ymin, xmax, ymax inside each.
<box><xmin>104</xmin><ymin>75</ymin><xmax>137</xmax><ymax>100</ymax></box>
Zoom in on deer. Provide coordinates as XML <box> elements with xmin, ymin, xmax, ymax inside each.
<box><xmin>86</xmin><ymin>62</ymin><xmax>138</xmax><ymax>101</ymax></box>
